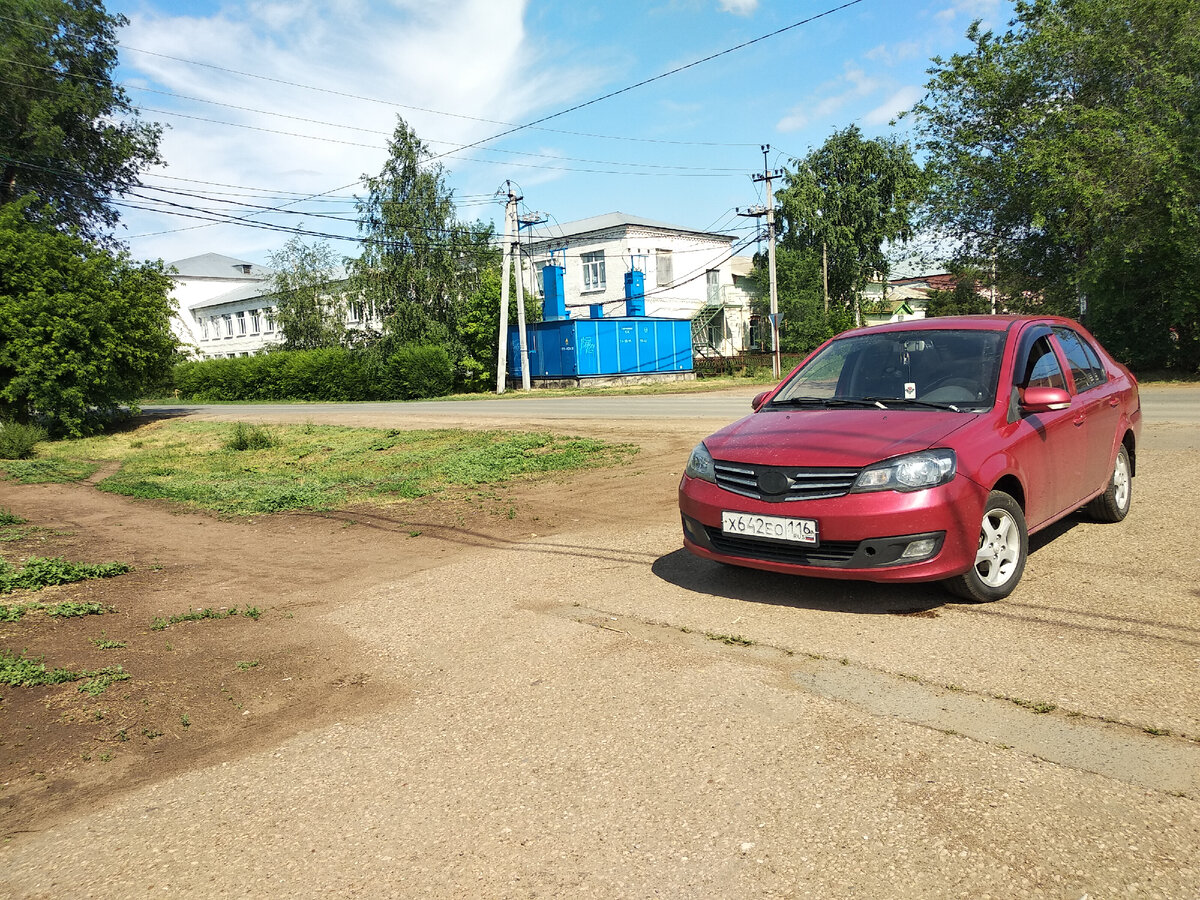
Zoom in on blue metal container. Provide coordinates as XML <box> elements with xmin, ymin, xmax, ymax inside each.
<box><xmin>542</xmin><ymin>265</ymin><xmax>568</xmax><ymax>320</ymax></box>
<box><xmin>509</xmin><ymin>317</ymin><xmax>693</xmax><ymax>379</ymax></box>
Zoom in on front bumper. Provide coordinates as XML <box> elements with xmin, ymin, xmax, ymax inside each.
<box><xmin>678</xmin><ymin>473</ymin><xmax>987</xmax><ymax>584</ymax></box>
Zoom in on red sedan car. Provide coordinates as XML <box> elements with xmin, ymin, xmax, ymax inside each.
<box><xmin>678</xmin><ymin>316</ymin><xmax>1141</xmax><ymax>601</ymax></box>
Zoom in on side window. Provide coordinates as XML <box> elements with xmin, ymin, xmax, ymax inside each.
<box><xmin>1053</xmin><ymin>327</ymin><xmax>1106</xmax><ymax>392</ymax></box>
<box><xmin>1020</xmin><ymin>336</ymin><xmax>1067</xmax><ymax>390</ymax></box>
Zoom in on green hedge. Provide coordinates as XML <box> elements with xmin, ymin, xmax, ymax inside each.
<box><xmin>173</xmin><ymin>346</ymin><xmax>455</xmax><ymax>402</ymax></box>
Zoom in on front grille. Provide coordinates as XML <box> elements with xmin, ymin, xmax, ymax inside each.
<box><xmin>704</xmin><ymin>526</ymin><xmax>859</xmax><ymax>564</ymax></box>
<box><xmin>713</xmin><ymin>461</ymin><xmax>860</xmax><ymax>502</ymax></box>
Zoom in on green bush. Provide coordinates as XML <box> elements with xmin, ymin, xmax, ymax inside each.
<box><xmin>224</xmin><ymin>422</ymin><xmax>277</xmax><ymax>451</ymax></box>
<box><xmin>385</xmin><ymin>345</ymin><xmax>455</xmax><ymax>399</ymax></box>
<box><xmin>0</xmin><ymin>420</ymin><xmax>48</xmax><ymax>459</ymax></box>
<box><xmin>174</xmin><ymin>348</ymin><xmax>378</xmax><ymax>402</ymax></box>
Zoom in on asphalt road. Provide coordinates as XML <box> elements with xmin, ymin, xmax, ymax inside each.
<box><xmin>151</xmin><ymin>381</ymin><xmax>1197</xmax><ymax>424</ymax></box>
<box><xmin>3</xmin><ymin>383</ymin><xmax>1198</xmax><ymax>898</ymax></box>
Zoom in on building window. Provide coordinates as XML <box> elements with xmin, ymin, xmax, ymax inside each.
<box><xmin>236</xmin><ymin>311</ymin><xmax>247</xmax><ymax>335</ymax></box>
<box><xmin>223</xmin><ymin>315</ymin><xmax>233</xmax><ymax>337</ymax></box>
<box><xmin>200</xmin><ymin>318</ymin><xmax>209</xmax><ymax>339</ymax></box>
<box><xmin>348</xmin><ymin>301</ymin><xmax>362</xmax><ymax>323</ymax></box>
<box><xmin>264</xmin><ymin>309</ymin><xmax>275</xmax><ymax>333</ymax></box>
<box><xmin>706</xmin><ymin>269</ymin><xmax>720</xmax><ymax>305</ymax></box>
<box><xmin>656</xmin><ymin>250</ymin><xmax>673</xmax><ymax>287</ymax></box>
<box><xmin>581</xmin><ymin>251</ymin><xmax>606</xmax><ymax>292</ymax></box>
<box><xmin>249</xmin><ymin>310</ymin><xmax>261</xmax><ymax>334</ymax></box>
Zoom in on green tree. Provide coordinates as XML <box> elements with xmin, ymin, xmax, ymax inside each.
<box><xmin>354</xmin><ymin>116</ymin><xmax>521</xmax><ymax>389</ymax></box>
<box><xmin>1</xmin><ymin>0</ymin><xmax>163</xmax><ymax>245</ymax></box>
<box><xmin>267</xmin><ymin>236</ymin><xmax>350</xmax><ymax>350</ymax></box>
<box><xmin>908</xmin><ymin>0</ymin><xmax>1200</xmax><ymax>371</ymax></box>
<box><xmin>748</xmin><ymin>246</ymin><xmax>852</xmax><ymax>354</ymax></box>
<box><xmin>0</xmin><ymin>199</ymin><xmax>176</xmax><ymax>435</ymax></box>
<box><xmin>777</xmin><ymin>126</ymin><xmax>925</xmax><ymax>323</ymax></box>
<box><xmin>354</xmin><ymin>117</ymin><xmax>460</xmax><ymax>342</ymax></box>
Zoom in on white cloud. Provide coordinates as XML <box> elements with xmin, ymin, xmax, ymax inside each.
<box><xmin>862</xmin><ymin>85</ymin><xmax>925</xmax><ymax>126</ymax></box>
<box><xmin>718</xmin><ymin>0</ymin><xmax>758</xmax><ymax>14</ymax></box>
<box><xmin>934</xmin><ymin>0</ymin><xmax>1001</xmax><ymax>24</ymax></box>
<box><xmin>863</xmin><ymin>41</ymin><xmax>924</xmax><ymax>65</ymax></box>
<box><xmin>116</xmin><ymin>0</ymin><xmax>600</xmax><ymax>262</ymax></box>
<box><xmin>776</xmin><ymin>65</ymin><xmax>882</xmax><ymax>133</ymax></box>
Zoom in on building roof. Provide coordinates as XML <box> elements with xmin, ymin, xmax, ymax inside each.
<box><xmin>169</xmin><ymin>253</ymin><xmax>273</xmax><ymax>279</ymax></box>
<box><xmin>526</xmin><ymin>212</ymin><xmax>735</xmax><ymax>244</ymax></box>
<box><xmin>186</xmin><ymin>282</ymin><xmax>273</xmax><ymax>311</ymax></box>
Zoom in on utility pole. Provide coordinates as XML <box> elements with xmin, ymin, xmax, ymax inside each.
<box><xmin>750</xmin><ymin>145</ymin><xmax>782</xmax><ymax>379</ymax></box>
<box><xmin>495</xmin><ymin>183</ymin><xmax>529</xmax><ymax>393</ymax></box>
<box><xmin>822</xmin><ymin>242</ymin><xmax>829</xmax><ymax>314</ymax></box>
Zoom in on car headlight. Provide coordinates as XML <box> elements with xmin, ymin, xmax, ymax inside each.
<box><xmin>685</xmin><ymin>442</ymin><xmax>717</xmax><ymax>483</ymax></box>
<box><xmin>851</xmin><ymin>449</ymin><xmax>956</xmax><ymax>493</ymax></box>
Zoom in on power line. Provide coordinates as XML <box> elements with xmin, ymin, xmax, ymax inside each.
<box><xmin>424</xmin><ymin>0</ymin><xmax>868</xmax><ymax>164</ymax></box>
<box><xmin>0</xmin><ymin>13</ymin><xmax>758</xmax><ymax>150</ymax></box>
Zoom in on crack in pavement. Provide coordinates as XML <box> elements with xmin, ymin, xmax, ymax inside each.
<box><xmin>559</xmin><ymin>606</ymin><xmax>1200</xmax><ymax>798</ymax></box>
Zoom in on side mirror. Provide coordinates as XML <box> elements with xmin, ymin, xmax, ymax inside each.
<box><xmin>1020</xmin><ymin>386</ymin><xmax>1071</xmax><ymax>412</ymax></box>
<box><xmin>751</xmin><ymin>391</ymin><xmax>770</xmax><ymax>411</ymax></box>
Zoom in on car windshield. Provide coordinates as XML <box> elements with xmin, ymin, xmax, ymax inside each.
<box><xmin>770</xmin><ymin>328</ymin><xmax>1006</xmax><ymax>412</ymax></box>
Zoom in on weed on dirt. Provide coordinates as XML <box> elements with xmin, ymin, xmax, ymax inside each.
<box><xmin>0</xmin><ymin>557</ymin><xmax>130</xmax><ymax>594</ymax></box>
<box><xmin>150</xmin><ymin>606</ymin><xmax>263</xmax><ymax>631</ymax></box>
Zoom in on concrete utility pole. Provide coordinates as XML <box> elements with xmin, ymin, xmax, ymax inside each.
<box><xmin>822</xmin><ymin>241</ymin><xmax>829</xmax><ymax>314</ymax></box>
<box><xmin>751</xmin><ymin>145</ymin><xmax>782</xmax><ymax>380</ymax></box>
<box><xmin>495</xmin><ymin>183</ymin><xmax>529</xmax><ymax>393</ymax></box>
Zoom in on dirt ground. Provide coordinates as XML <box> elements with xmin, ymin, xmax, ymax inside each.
<box><xmin>0</xmin><ymin>416</ymin><xmax>696</xmax><ymax>838</ymax></box>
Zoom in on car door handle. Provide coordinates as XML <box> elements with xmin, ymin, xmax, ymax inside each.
<box><xmin>1073</xmin><ymin>414</ymin><xmax>1086</xmax><ymax>427</ymax></box>
<box><xmin>1108</xmin><ymin>398</ymin><xmax>1120</xmax><ymax>408</ymax></box>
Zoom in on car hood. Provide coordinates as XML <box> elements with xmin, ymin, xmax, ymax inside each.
<box><xmin>704</xmin><ymin>407</ymin><xmax>977</xmax><ymax>468</ymax></box>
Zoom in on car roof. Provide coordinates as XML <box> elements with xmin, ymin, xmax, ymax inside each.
<box><xmin>837</xmin><ymin>315</ymin><xmax>1067</xmax><ymax>340</ymax></box>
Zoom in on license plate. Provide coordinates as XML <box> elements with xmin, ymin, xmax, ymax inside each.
<box><xmin>721</xmin><ymin>511</ymin><xmax>818</xmax><ymax>545</ymax></box>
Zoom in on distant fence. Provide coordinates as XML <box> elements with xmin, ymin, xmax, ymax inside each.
<box><xmin>692</xmin><ymin>351</ymin><xmax>807</xmax><ymax>378</ymax></box>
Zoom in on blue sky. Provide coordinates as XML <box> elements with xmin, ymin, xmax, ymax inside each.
<box><xmin>106</xmin><ymin>0</ymin><xmax>1011</xmax><ymax>267</ymax></box>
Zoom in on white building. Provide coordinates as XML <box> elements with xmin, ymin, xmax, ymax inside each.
<box><xmin>168</xmin><ymin>253</ymin><xmax>282</xmax><ymax>359</ymax></box>
<box><xmin>168</xmin><ymin>253</ymin><xmax>375</xmax><ymax>359</ymax></box>
<box><xmin>522</xmin><ymin>213</ymin><xmax>755</xmax><ymax>356</ymax></box>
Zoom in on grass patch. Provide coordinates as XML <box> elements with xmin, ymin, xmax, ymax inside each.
<box><xmin>0</xmin><ymin>507</ymin><xmax>25</xmax><ymax>526</ymax></box>
<box><xmin>26</xmin><ymin>420</ymin><xmax>637</xmax><ymax>516</ymax></box>
<box><xmin>0</xmin><ymin>457</ymin><xmax>98</xmax><ymax>484</ymax></box>
<box><xmin>224</xmin><ymin>422</ymin><xmax>277</xmax><ymax>451</ymax></box>
<box><xmin>1</xmin><ymin>600</ymin><xmax>110</xmax><ymax>621</ymax></box>
<box><xmin>150</xmin><ymin>606</ymin><xmax>261</xmax><ymax>631</ymax></box>
<box><xmin>0</xmin><ymin>557</ymin><xmax>130</xmax><ymax>594</ymax></box>
<box><xmin>704</xmin><ymin>632</ymin><xmax>755</xmax><ymax>647</ymax></box>
<box><xmin>1003</xmin><ymin>695</ymin><xmax>1058</xmax><ymax>714</ymax></box>
<box><xmin>91</xmin><ymin>635</ymin><xmax>127</xmax><ymax>650</ymax></box>
<box><xmin>45</xmin><ymin>600</ymin><xmax>110</xmax><ymax>618</ymax></box>
<box><xmin>0</xmin><ymin>649</ymin><xmax>129</xmax><ymax>695</ymax></box>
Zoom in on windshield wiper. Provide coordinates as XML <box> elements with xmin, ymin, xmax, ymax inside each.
<box><xmin>862</xmin><ymin>396</ymin><xmax>965</xmax><ymax>413</ymax></box>
<box><xmin>771</xmin><ymin>396</ymin><xmax>889</xmax><ymax>409</ymax></box>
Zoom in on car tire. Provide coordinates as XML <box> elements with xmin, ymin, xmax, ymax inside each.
<box><xmin>944</xmin><ymin>491</ymin><xmax>1028</xmax><ymax>602</ymax></box>
<box><xmin>1085</xmin><ymin>443</ymin><xmax>1131</xmax><ymax>523</ymax></box>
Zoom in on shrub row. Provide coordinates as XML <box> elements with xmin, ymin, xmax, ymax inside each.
<box><xmin>173</xmin><ymin>346</ymin><xmax>455</xmax><ymax>402</ymax></box>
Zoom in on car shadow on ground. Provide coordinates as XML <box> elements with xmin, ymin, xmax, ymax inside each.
<box><xmin>651</xmin><ymin>514</ymin><xmax>1090</xmax><ymax>616</ymax></box>
<box><xmin>651</xmin><ymin>548</ymin><xmax>951</xmax><ymax>616</ymax></box>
